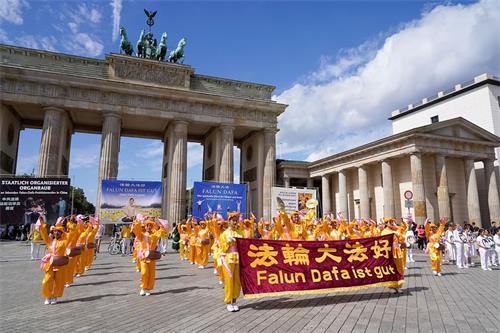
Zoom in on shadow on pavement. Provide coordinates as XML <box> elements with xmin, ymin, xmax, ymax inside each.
<box><xmin>153</xmin><ymin>286</ymin><xmax>213</xmax><ymax>295</ymax></box>
<box><xmin>155</xmin><ymin>274</ymin><xmax>195</xmax><ymax>280</ymax></box>
<box><xmin>58</xmin><ymin>293</ymin><xmax>129</xmax><ymax>303</ymax></box>
<box><xmin>71</xmin><ymin>279</ymin><xmax>132</xmax><ymax>287</ymax></box>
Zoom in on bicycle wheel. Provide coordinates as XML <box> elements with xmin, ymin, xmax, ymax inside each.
<box><xmin>108</xmin><ymin>240</ymin><xmax>121</xmax><ymax>255</ymax></box>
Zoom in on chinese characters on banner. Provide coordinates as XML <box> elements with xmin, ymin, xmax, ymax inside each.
<box><xmin>237</xmin><ymin>234</ymin><xmax>404</xmax><ymax>299</ymax></box>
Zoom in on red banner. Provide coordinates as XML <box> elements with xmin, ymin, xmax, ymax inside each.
<box><xmin>237</xmin><ymin>234</ymin><xmax>404</xmax><ymax>299</ymax></box>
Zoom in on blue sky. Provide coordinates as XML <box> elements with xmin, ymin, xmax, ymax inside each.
<box><xmin>1</xmin><ymin>0</ymin><xmax>499</xmax><ymax>204</ymax></box>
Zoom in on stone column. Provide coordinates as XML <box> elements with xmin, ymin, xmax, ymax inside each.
<box><xmin>464</xmin><ymin>159</ymin><xmax>481</xmax><ymax>226</ymax></box>
<box><xmin>37</xmin><ymin>107</ymin><xmax>64</xmax><ymax>176</ymax></box>
<box><xmin>410</xmin><ymin>153</ymin><xmax>427</xmax><ymax>224</ymax></box>
<box><xmin>307</xmin><ymin>178</ymin><xmax>314</xmax><ymax>188</ymax></box>
<box><xmin>435</xmin><ymin>155</ymin><xmax>451</xmax><ymax>220</ymax></box>
<box><xmin>218</xmin><ymin>125</ymin><xmax>234</xmax><ymax>183</ymax></box>
<box><xmin>484</xmin><ymin>159</ymin><xmax>500</xmax><ymax>223</ymax></box>
<box><xmin>166</xmin><ymin>121</ymin><xmax>188</xmax><ymax>224</ymax></box>
<box><xmin>262</xmin><ymin>129</ymin><xmax>276</xmax><ymax>221</ymax></box>
<box><xmin>338</xmin><ymin>170</ymin><xmax>348</xmax><ymax>217</ymax></box>
<box><xmin>96</xmin><ymin>112</ymin><xmax>121</xmax><ymax>212</ymax></box>
<box><xmin>381</xmin><ymin>160</ymin><xmax>395</xmax><ymax>218</ymax></box>
<box><xmin>284</xmin><ymin>176</ymin><xmax>290</xmax><ymax>188</ymax></box>
<box><xmin>0</xmin><ymin>105</ymin><xmax>22</xmax><ymax>175</ymax></box>
<box><xmin>358</xmin><ymin>165</ymin><xmax>369</xmax><ymax>218</ymax></box>
<box><xmin>321</xmin><ymin>174</ymin><xmax>331</xmax><ymax>214</ymax></box>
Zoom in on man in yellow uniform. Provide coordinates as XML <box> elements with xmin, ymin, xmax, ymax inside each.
<box><xmin>121</xmin><ymin>224</ymin><xmax>132</xmax><ymax>256</ymax></box>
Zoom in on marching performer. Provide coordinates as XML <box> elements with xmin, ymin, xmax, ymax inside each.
<box><xmin>476</xmin><ymin>229</ymin><xmax>494</xmax><ymax>271</ymax></box>
<box><xmin>75</xmin><ymin>220</ymin><xmax>92</xmax><ymax>277</ymax></box>
<box><xmin>38</xmin><ymin>216</ymin><xmax>74</xmax><ymax>305</ymax></box>
<box><xmin>444</xmin><ymin>224</ymin><xmax>456</xmax><ymax>264</ymax></box>
<box><xmin>121</xmin><ymin>223</ymin><xmax>132</xmax><ymax>256</ymax></box>
<box><xmin>381</xmin><ymin>219</ymin><xmax>405</xmax><ymax>292</ymax></box>
<box><xmin>186</xmin><ymin>218</ymin><xmax>198</xmax><ymax>265</ymax></box>
<box><xmin>82</xmin><ymin>217</ymin><xmax>100</xmax><ymax>271</ymax></box>
<box><xmin>132</xmin><ymin>218</ymin><xmax>168</xmax><ymax>295</ymax></box>
<box><xmin>196</xmin><ymin>219</ymin><xmax>211</xmax><ymax>269</ymax></box>
<box><xmin>64</xmin><ymin>216</ymin><xmax>84</xmax><ymax>287</ymax></box>
<box><xmin>494</xmin><ymin>228</ymin><xmax>500</xmax><ymax>267</ymax></box>
<box><xmin>453</xmin><ymin>225</ymin><xmax>467</xmax><ymax>269</ymax></box>
<box><xmin>258</xmin><ymin>219</ymin><xmax>276</xmax><ymax>240</ymax></box>
<box><xmin>219</xmin><ymin>212</ymin><xmax>243</xmax><ymax>312</ymax></box>
<box><xmin>405</xmin><ymin>225</ymin><xmax>416</xmax><ymax>264</ymax></box>
<box><xmin>177</xmin><ymin>223</ymin><xmax>189</xmax><ymax>260</ymax></box>
<box><xmin>425</xmin><ymin>218</ymin><xmax>446</xmax><ymax>276</ymax></box>
<box><xmin>464</xmin><ymin>224</ymin><xmax>476</xmax><ymax>267</ymax></box>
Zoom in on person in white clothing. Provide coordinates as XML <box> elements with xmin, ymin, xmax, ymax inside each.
<box><xmin>405</xmin><ymin>229</ymin><xmax>416</xmax><ymax>265</ymax></box>
<box><xmin>494</xmin><ymin>229</ymin><xmax>500</xmax><ymax>267</ymax></box>
<box><xmin>444</xmin><ymin>224</ymin><xmax>456</xmax><ymax>264</ymax></box>
<box><xmin>453</xmin><ymin>225</ymin><xmax>467</xmax><ymax>268</ymax></box>
<box><xmin>476</xmin><ymin>229</ymin><xmax>492</xmax><ymax>271</ymax></box>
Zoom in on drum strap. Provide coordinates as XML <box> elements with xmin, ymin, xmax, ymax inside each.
<box><xmin>40</xmin><ymin>238</ymin><xmax>56</xmax><ymax>271</ymax></box>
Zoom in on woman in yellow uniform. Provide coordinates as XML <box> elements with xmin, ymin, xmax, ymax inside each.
<box><xmin>186</xmin><ymin>217</ymin><xmax>198</xmax><ymax>265</ymax></box>
<box><xmin>74</xmin><ymin>221</ymin><xmax>91</xmax><ymax>277</ymax></box>
<box><xmin>64</xmin><ymin>217</ymin><xmax>84</xmax><ymax>287</ymax></box>
<box><xmin>132</xmin><ymin>218</ymin><xmax>168</xmax><ymax>296</ymax></box>
<box><xmin>83</xmin><ymin>218</ymin><xmax>100</xmax><ymax>271</ymax></box>
<box><xmin>209</xmin><ymin>217</ymin><xmax>227</xmax><ymax>284</ymax></box>
<box><xmin>425</xmin><ymin>218</ymin><xmax>446</xmax><ymax>276</ymax></box>
<box><xmin>196</xmin><ymin>219</ymin><xmax>211</xmax><ymax>269</ymax></box>
<box><xmin>380</xmin><ymin>219</ymin><xmax>405</xmax><ymax>293</ymax></box>
<box><xmin>38</xmin><ymin>217</ymin><xmax>75</xmax><ymax>305</ymax></box>
<box><xmin>258</xmin><ymin>219</ymin><xmax>276</xmax><ymax>240</ymax></box>
<box><xmin>177</xmin><ymin>223</ymin><xmax>189</xmax><ymax>261</ymax></box>
<box><xmin>219</xmin><ymin>212</ymin><xmax>242</xmax><ymax>312</ymax></box>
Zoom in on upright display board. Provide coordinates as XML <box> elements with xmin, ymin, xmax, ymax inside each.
<box><xmin>0</xmin><ymin>177</ymin><xmax>70</xmax><ymax>225</ymax></box>
<box><xmin>192</xmin><ymin>182</ymin><xmax>247</xmax><ymax>220</ymax></box>
<box><xmin>99</xmin><ymin>180</ymin><xmax>162</xmax><ymax>224</ymax></box>
<box><xmin>271</xmin><ymin>187</ymin><xmax>317</xmax><ymax>215</ymax></box>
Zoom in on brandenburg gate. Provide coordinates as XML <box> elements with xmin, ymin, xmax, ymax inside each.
<box><xmin>0</xmin><ymin>44</ymin><xmax>287</xmax><ymax>222</ymax></box>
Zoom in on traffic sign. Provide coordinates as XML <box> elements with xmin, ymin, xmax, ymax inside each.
<box><xmin>403</xmin><ymin>190</ymin><xmax>413</xmax><ymax>200</ymax></box>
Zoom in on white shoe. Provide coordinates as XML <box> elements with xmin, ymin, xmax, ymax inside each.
<box><xmin>65</xmin><ymin>284</ymin><xmax>70</xmax><ymax>288</ymax></box>
<box><xmin>198</xmin><ymin>265</ymin><xmax>205</xmax><ymax>269</ymax></box>
<box><xmin>226</xmin><ymin>304</ymin><xmax>234</xmax><ymax>312</ymax></box>
<box><xmin>140</xmin><ymin>289</ymin><xmax>145</xmax><ymax>296</ymax></box>
<box><xmin>433</xmin><ymin>271</ymin><xmax>438</xmax><ymax>276</ymax></box>
<box><xmin>190</xmin><ymin>262</ymin><xmax>195</xmax><ymax>265</ymax></box>
<box><xmin>219</xmin><ymin>280</ymin><xmax>223</xmax><ymax>285</ymax></box>
<box><xmin>213</xmin><ymin>269</ymin><xmax>218</xmax><ymax>275</ymax></box>
<box><xmin>50</xmin><ymin>298</ymin><xmax>57</xmax><ymax>304</ymax></box>
<box><xmin>145</xmin><ymin>292</ymin><xmax>151</xmax><ymax>296</ymax></box>
<box><xmin>136</xmin><ymin>269</ymin><xmax>140</xmax><ymax>272</ymax></box>
<box><xmin>457</xmin><ymin>266</ymin><xmax>463</xmax><ymax>269</ymax></box>
<box><xmin>44</xmin><ymin>298</ymin><xmax>51</xmax><ymax>305</ymax></box>
<box><xmin>84</xmin><ymin>267</ymin><xmax>88</xmax><ymax>271</ymax></box>
<box><xmin>233</xmin><ymin>304</ymin><xmax>239</xmax><ymax>311</ymax></box>
<box><xmin>437</xmin><ymin>273</ymin><xmax>442</xmax><ymax>277</ymax></box>
<box><xmin>482</xmin><ymin>268</ymin><xmax>488</xmax><ymax>271</ymax></box>
<box><xmin>411</xmin><ymin>259</ymin><xmax>416</xmax><ymax>263</ymax></box>
<box><xmin>487</xmin><ymin>268</ymin><xmax>492</xmax><ymax>271</ymax></box>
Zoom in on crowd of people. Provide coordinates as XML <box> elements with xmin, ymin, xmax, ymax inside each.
<box><xmin>26</xmin><ymin>208</ymin><xmax>499</xmax><ymax>312</ymax></box>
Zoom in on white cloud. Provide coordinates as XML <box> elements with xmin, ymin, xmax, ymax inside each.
<box><xmin>111</xmin><ymin>0</ymin><xmax>123</xmax><ymax>42</ymax></box>
<box><xmin>0</xmin><ymin>0</ymin><xmax>28</xmax><ymax>25</ymax></box>
<box><xmin>140</xmin><ymin>141</ymin><xmax>164</xmax><ymax>158</ymax></box>
<box><xmin>71</xmin><ymin>144</ymin><xmax>99</xmax><ymax>169</ymax></box>
<box><xmin>275</xmin><ymin>0</ymin><xmax>500</xmax><ymax>162</ymax></box>
<box><xmin>79</xmin><ymin>4</ymin><xmax>102</xmax><ymax>24</ymax></box>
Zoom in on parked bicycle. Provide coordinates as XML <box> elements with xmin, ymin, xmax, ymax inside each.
<box><xmin>108</xmin><ymin>233</ymin><xmax>124</xmax><ymax>255</ymax></box>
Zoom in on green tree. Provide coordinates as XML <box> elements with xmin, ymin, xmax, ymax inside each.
<box><xmin>69</xmin><ymin>186</ymin><xmax>95</xmax><ymax>215</ymax></box>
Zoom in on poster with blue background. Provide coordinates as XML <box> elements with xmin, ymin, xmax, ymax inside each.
<box><xmin>192</xmin><ymin>182</ymin><xmax>246</xmax><ymax>220</ymax></box>
<box><xmin>100</xmin><ymin>180</ymin><xmax>162</xmax><ymax>224</ymax></box>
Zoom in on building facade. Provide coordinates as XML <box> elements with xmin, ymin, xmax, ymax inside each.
<box><xmin>0</xmin><ymin>44</ymin><xmax>287</xmax><ymax>222</ymax></box>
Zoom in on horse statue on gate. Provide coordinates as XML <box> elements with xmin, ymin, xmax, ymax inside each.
<box><xmin>156</xmin><ymin>32</ymin><xmax>167</xmax><ymax>61</ymax></box>
<box><xmin>119</xmin><ymin>27</ymin><xmax>133</xmax><ymax>56</ymax></box>
<box><xmin>168</xmin><ymin>38</ymin><xmax>186</xmax><ymax>63</ymax></box>
<box><xmin>136</xmin><ymin>29</ymin><xmax>145</xmax><ymax>58</ymax></box>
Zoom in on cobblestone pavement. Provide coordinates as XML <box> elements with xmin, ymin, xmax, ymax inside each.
<box><xmin>0</xmin><ymin>240</ymin><xmax>498</xmax><ymax>333</ymax></box>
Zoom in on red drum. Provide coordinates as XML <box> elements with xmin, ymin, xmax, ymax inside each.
<box><xmin>75</xmin><ymin>244</ymin><xmax>86</xmax><ymax>251</ymax></box>
<box><xmin>50</xmin><ymin>255</ymin><xmax>69</xmax><ymax>266</ymax></box>
<box><xmin>66</xmin><ymin>247</ymin><xmax>82</xmax><ymax>257</ymax></box>
<box><xmin>145</xmin><ymin>250</ymin><xmax>161</xmax><ymax>260</ymax></box>
<box><xmin>86</xmin><ymin>242</ymin><xmax>95</xmax><ymax>249</ymax></box>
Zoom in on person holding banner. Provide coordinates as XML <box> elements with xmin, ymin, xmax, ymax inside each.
<box><xmin>219</xmin><ymin>212</ymin><xmax>243</xmax><ymax>312</ymax></box>
<box><xmin>425</xmin><ymin>218</ymin><xmax>446</xmax><ymax>276</ymax></box>
<box><xmin>381</xmin><ymin>219</ymin><xmax>406</xmax><ymax>292</ymax></box>
<box><xmin>240</xmin><ymin>215</ymin><xmax>256</xmax><ymax>239</ymax></box>
<box><xmin>132</xmin><ymin>218</ymin><xmax>168</xmax><ymax>296</ymax></box>
<box><xmin>38</xmin><ymin>216</ymin><xmax>74</xmax><ymax>305</ymax></box>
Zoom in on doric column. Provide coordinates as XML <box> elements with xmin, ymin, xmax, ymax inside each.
<box><xmin>435</xmin><ymin>155</ymin><xmax>451</xmax><ymax>219</ymax></box>
<box><xmin>37</xmin><ymin>107</ymin><xmax>70</xmax><ymax>177</ymax></box>
<box><xmin>410</xmin><ymin>153</ymin><xmax>426</xmax><ymax>224</ymax></box>
<box><xmin>284</xmin><ymin>176</ymin><xmax>290</xmax><ymax>188</ymax></box>
<box><xmin>0</xmin><ymin>105</ymin><xmax>22</xmax><ymax>175</ymax></box>
<box><xmin>96</xmin><ymin>112</ymin><xmax>121</xmax><ymax>212</ymax></box>
<box><xmin>338</xmin><ymin>170</ymin><xmax>348</xmax><ymax>216</ymax></box>
<box><xmin>262</xmin><ymin>128</ymin><xmax>276</xmax><ymax>221</ymax></box>
<box><xmin>321</xmin><ymin>174</ymin><xmax>331</xmax><ymax>214</ymax></box>
<box><xmin>358</xmin><ymin>165</ymin><xmax>369</xmax><ymax>218</ymax></box>
<box><xmin>381</xmin><ymin>160</ymin><xmax>395</xmax><ymax>218</ymax></box>
<box><xmin>484</xmin><ymin>159</ymin><xmax>500</xmax><ymax>222</ymax></box>
<box><xmin>464</xmin><ymin>159</ymin><xmax>481</xmax><ymax>226</ymax></box>
<box><xmin>166</xmin><ymin>121</ymin><xmax>188</xmax><ymax>224</ymax></box>
<box><xmin>218</xmin><ymin>125</ymin><xmax>234</xmax><ymax>183</ymax></box>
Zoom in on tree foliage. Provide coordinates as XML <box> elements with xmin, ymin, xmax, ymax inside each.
<box><xmin>70</xmin><ymin>186</ymin><xmax>95</xmax><ymax>215</ymax></box>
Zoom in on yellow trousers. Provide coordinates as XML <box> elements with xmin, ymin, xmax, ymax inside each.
<box><xmin>65</xmin><ymin>256</ymin><xmax>77</xmax><ymax>284</ymax></box>
<box><xmin>85</xmin><ymin>248</ymin><xmax>95</xmax><ymax>269</ymax></box>
<box><xmin>140</xmin><ymin>260</ymin><xmax>156</xmax><ymax>290</ymax></box>
<box><xmin>42</xmin><ymin>266</ymin><xmax>66</xmax><ymax>298</ymax></box>
<box><xmin>75</xmin><ymin>251</ymin><xmax>86</xmax><ymax>275</ymax></box>
<box><xmin>189</xmin><ymin>245</ymin><xmax>197</xmax><ymax>264</ymax></box>
<box><xmin>196</xmin><ymin>244</ymin><xmax>209</xmax><ymax>266</ymax></box>
<box><xmin>432</xmin><ymin>259</ymin><xmax>441</xmax><ymax>272</ymax></box>
<box><xmin>179</xmin><ymin>242</ymin><xmax>188</xmax><ymax>260</ymax></box>
<box><xmin>223</xmin><ymin>262</ymin><xmax>240</xmax><ymax>304</ymax></box>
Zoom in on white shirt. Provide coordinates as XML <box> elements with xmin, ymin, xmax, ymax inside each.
<box><xmin>494</xmin><ymin>234</ymin><xmax>500</xmax><ymax>248</ymax></box>
<box><xmin>453</xmin><ymin>230</ymin><xmax>464</xmax><ymax>244</ymax></box>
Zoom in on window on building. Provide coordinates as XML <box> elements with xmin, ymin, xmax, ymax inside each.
<box><xmin>431</xmin><ymin>115</ymin><xmax>439</xmax><ymax>123</ymax></box>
